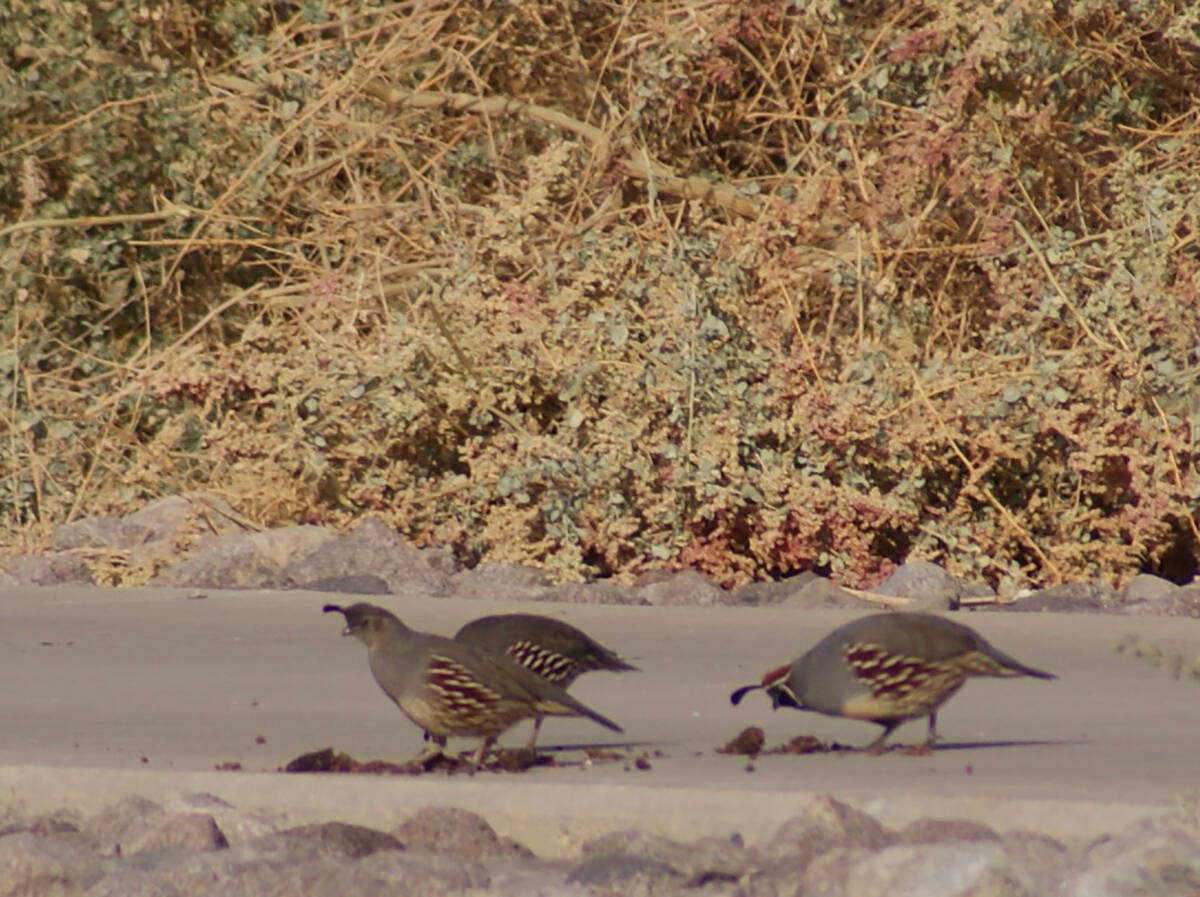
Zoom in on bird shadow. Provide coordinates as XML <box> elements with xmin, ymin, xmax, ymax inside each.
<box><xmin>536</xmin><ymin>740</ymin><xmax>658</xmax><ymax>753</ymax></box>
<box><xmin>922</xmin><ymin>737</ymin><xmax>1082</xmax><ymax>751</ymax></box>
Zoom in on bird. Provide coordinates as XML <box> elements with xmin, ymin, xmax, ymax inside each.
<box><xmin>730</xmin><ymin>612</ymin><xmax>1056</xmax><ymax>752</ymax></box>
<box><xmin>454</xmin><ymin>613</ymin><xmax>638</xmax><ymax>750</ymax></box>
<box><xmin>323</xmin><ymin>602</ymin><xmax>623</xmax><ymax>769</ymax></box>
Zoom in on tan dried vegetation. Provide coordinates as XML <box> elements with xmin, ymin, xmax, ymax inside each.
<box><xmin>2</xmin><ymin>0</ymin><xmax>1198</xmax><ymax>590</ymax></box>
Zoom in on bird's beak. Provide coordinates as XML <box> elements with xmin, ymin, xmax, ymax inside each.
<box><xmin>340</xmin><ymin>625</ymin><xmax>353</xmax><ymax>637</ymax></box>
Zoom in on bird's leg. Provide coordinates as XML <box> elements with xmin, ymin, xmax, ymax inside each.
<box><xmin>523</xmin><ymin>715</ymin><xmax>544</xmax><ymax>753</ymax></box>
<box><xmin>925</xmin><ymin>712</ymin><xmax>939</xmax><ymax>747</ymax></box>
<box><xmin>469</xmin><ymin>735</ymin><xmax>497</xmax><ymax>771</ymax></box>
<box><xmin>410</xmin><ymin>735</ymin><xmax>447</xmax><ymax>768</ymax></box>
<box><xmin>864</xmin><ymin>721</ymin><xmax>900</xmax><ymax>755</ymax></box>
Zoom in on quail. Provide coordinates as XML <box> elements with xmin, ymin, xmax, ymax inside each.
<box><xmin>324</xmin><ymin>603</ymin><xmax>623</xmax><ymax>768</ymax></box>
<box><xmin>730</xmin><ymin>612</ymin><xmax>1056</xmax><ymax>751</ymax></box>
<box><xmin>455</xmin><ymin>613</ymin><xmax>638</xmax><ymax>750</ymax></box>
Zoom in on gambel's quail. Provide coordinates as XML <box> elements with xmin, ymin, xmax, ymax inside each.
<box><xmin>324</xmin><ymin>603</ymin><xmax>622</xmax><ymax>767</ymax></box>
<box><xmin>455</xmin><ymin>613</ymin><xmax>638</xmax><ymax>750</ymax></box>
<box><xmin>730</xmin><ymin>612</ymin><xmax>1056</xmax><ymax>751</ymax></box>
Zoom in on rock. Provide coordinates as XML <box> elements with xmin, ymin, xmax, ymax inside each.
<box><xmin>633</xmin><ymin>570</ymin><xmax>724</xmax><ymax>606</ymax></box>
<box><xmin>781</xmin><ymin>577</ymin><xmax>874</xmax><ymax>609</ymax></box>
<box><xmin>161</xmin><ymin>793</ymin><xmax>277</xmax><ymax>845</ymax></box>
<box><xmin>46</xmin><ymin>495</ymin><xmax>245</xmax><ymax>575</ymax></box>
<box><xmin>1122</xmin><ymin>577</ymin><xmax>1200</xmax><ymax>618</ymax></box>
<box><xmin>766</xmin><ymin>794</ymin><xmax>892</xmax><ymax>866</ymax></box>
<box><xmin>82</xmin><ymin>868</ymin><xmax>185</xmax><ymax>897</ymax></box>
<box><xmin>448</xmin><ymin>563</ymin><xmax>551</xmax><ymax>601</ymax></box>
<box><xmin>391</xmin><ymin>807</ymin><xmax>531</xmax><ymax>860</ymax></box>
<box><xmin>578</xmin><ymin>829</ymin><xmax>746</xmax><ymax>885</ymax></box>
<box><xmin>297</xmin><ymin>574</ymin><xmax>392</xmax><ymax>595</ymax></box>
<box><xmin>49</xmin><ymin>516</ymin><xmax>124</xmax><ymax>552</ymax></box>
<box><xmin>1163</xmin><ymin>583</ymin><xmax>1200</xmax><ymax>617</ymax></box>
<box><xmin>1062</xmin><ymin>813</ymin><xmax>1200</xmax><ymax>897</ymax></box>
<box><xmin>153</xmin><ymin>526</ymin><xmax>337</xmax><ymax>589</ymax></box>
<box><xmin>465</xmin><ymin>856</ymin><xmax>582</xmax><ymax>897</ymax></box>
<box><xmin>802</xmin><ymin>840</ymin><xmax>1035</xmax><ymax>897</ymax></box>
<box><xmin>566</xmin><ymin>852</ymin><xmax>680</xmax><ymax>885</ymax></box>
<box><xmin>898</xmin><ymin>818</ymin><xmax>1000</xmax><ymax>845</ymax></box>
<box><xmin>1</xmin><ymin>553</ymin><xmax>93</xmax><ymax>586</ymax></box>
<box><xmin>0</xmin><ymin>812</ymin><xmax>84</xmax><ymax>840</ymax></box>
<box><xmin>297</xmin><ymin>849</ymin><xmax>487</xmax><ymax>897</ymax></box>
<box><xmin>128</xmin><ymin>814</ymin><xmax>228</xmax><ymax>854</ymax></box>
<box><xmin>264</xmin><ymin>822</ymin><xmax>404</xmax><ymax>859</ymax></box>
<box><xmin>281</xmin><ymin>517</ymin><xmax>453</xmax><ymax>597</ymax></box>
<box><xmin>1000</xmin><ymin>582</ymin><xmax>1119</xmax><ymax>612</ymax></box>
<box><xmin>874</xmin><ymin>562</ymin><xmax>993</xmax><ymax>610</ymax></box>
<box><xmin>0</xmin><ymin>831</ymin><xmax>97</xmax><ymax>897</ymax></box>
<box><xmin>1121</xmin><ymin>573</ymin><xmax>1181</xmax><ymax>604</ymax></box>
<box><xmin>729</xmin><ymin>572</ymin><xmax>820</xmax><ymax>606</ymax></box>
<box><xmin>547</xmin><ymin>581</ymin><xmax>646</xmax><ymax>605</ymax></box>
<box><xmin>999</xmin><ymin>830</ymin><xmax>1069</xmax><ymax>895</ymax></box>
<box><xmin>86</xmin><ymin>796</ymin><xmax>166</xmax><ymax>855</ymax></box>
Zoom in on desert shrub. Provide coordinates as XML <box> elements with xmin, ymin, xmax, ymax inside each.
<box><xmin>2</xmin><ymin>0</ymin><xmax>1198</xmax><ymax>589</ymax></box>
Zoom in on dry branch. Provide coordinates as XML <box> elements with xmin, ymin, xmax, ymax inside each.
<box><xmin>361</xmin><ymin>81</ymin><xmax>761</xmax><ymax>219</ymax></box>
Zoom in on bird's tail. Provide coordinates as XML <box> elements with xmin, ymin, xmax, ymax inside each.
<box><xmin>963</xmin><ymin>647</ymin><xmax>1057</xmax><ymax>680</ymax></box>
<box><xmin>536</xmin><ymin>692</ymin><xmax>623</xmax><ymax>732</ymax></box>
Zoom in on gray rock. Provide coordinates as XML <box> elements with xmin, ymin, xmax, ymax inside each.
<box><xmin>1123</xmin><ymin>578</ymin><xmax>1200</xmax><ymax>618</ymax></box>
<box><xmin>281</xmin><ymin>517</ymin><xmax>453</xmax><ymax>597</ymax></box>
<box><xmin>448</xmin><ymin>563</ymin><xmax>551</xmax><ymax>601</ymax></box>
<box><xmin>160</xmin><ymin>794</ymin><xmax>276</xmax><ymax>846</ymax></box>
<box><xmin>1121</xmin><ymin>573</ymin><xmax>1181</xmax><ymax>604</ymax></box>
<box><xmin>2</xmin><ymin>553</ymin><xmax>93</xmax><ymax>586</ymax></box>
<box><xmin>875</xmin><ymin>562</ymin><xmax>994</xmax><ymax>609</ymax></box>
<box><xmin>308</xmin><ymin>849</ymin><xmax>487</xmax><ymax>897</ymax></box>
<box><xmin>391</xmin><ymin>807</ymin><xmax>531</xmax><ymax>860</ymax></box>
<box><xmin>735</xmin><ymin>854</ymin><xmax>813</xmax><ymax>896</ymax></box>
<box><xmin>634</xmin><ymin>570</ymin><xmax>723</xmax><ymax>606</ymax></box>
<box><xmin>566</xmin><ymin>852</ymin><xmax>680</xmax><ymax>885</ymax></box>
<box><xmin>49</xmin><ymin>516</ymin><xmax>124</xmax><ymax>552</ymax></box>
<box><xmin>85</xmin><ymin>796</ymin><xmax>166</xmax><ymax>855</ymax></box>
<box><xmin>297</xmin><ymin>574</ymin><xmax>391</xmax><ymax>595</ymax></box>
<box><xmin>129</xmin><ymin>815</ymin><xmax>228</xmax><ymax>855</ymax></box>
<box><xmin>84</xmin><ymin>868</ymin><xmax>184</xmax><ymax>897</ymax></box>
<box><xmin>209</xmin><ymin>850</ymin><xmax>486</xmax><ymax>897</ymax></box>
<box><xmin>0</xmin><ymin>812</ymin><xmax>84</xmax><ymax>840</ymax></box>
<box><xmin>1000</xmin><ymin>583</ymin><xmax>1120</xmax><ymax>613</ymax></box>
<box><xmin>153</xmin><ymin>525</ymin><xmax>337</xmax><ymax>589</ymax></box>
<box><xmin>468</xmin><ymin>856</ymin><xmax>583</xmax><ymax>897</ymax></box>
<box><xmin>85</xmin><ymin>830</ymin><xmax>369</xmax><ymax>897</ymax></box>
<box><xmin>262</xmin><ymin>822</ymin><xmax>403</xmax><ymax>859</ymax></box>
<box><xmin>781</xmin><ymin>577</ymin><xmax>874</xmax><ymax>609</ymax></box>
<box><xmin>546</xmin><ymin>581</ymin><xmax>646</xmax><ymax>605</ymax></box>
<box><xmin>898</xmin><ymin>818</ymin><xmax>1000</xmax><ymax>845</ymax></box>
<box><xmin>1062</xmin><ymin>813</ymin><xmax>1200</xmax><ymax>897</ymax></box>
<box><xmin>729</xmin><ymin>572</ymin><xmax>820</xmax><ymax>606</ymax></box>
<box><xmin>578</xmin><ymin>829</ymin><xmax>746</xmax><ymax>885</ymax></box>
<box><xmin>1165</xmin><ymin>583</ymin><xmax>1200</xmax><ymax>617</ymax></box>
<box><xmin>802</xmin><ymin>840</ymin><xmax>1035</xmax><ymax>897</ymax></box>
<box><xmin>47</xmin><ymin>495</ymin><xmax>245</xmax><ymax>575</ymax></box>
<box><xmin>766</xmin><ymin>794</ymin><xmax>893</xmax><ymax>863</ymax></box>
<box><xmin>998</xmin><ymin>830</ymin><xmax>1069</xmax><ymax>895</ymax></box>
<box><xmin>0</xmin><ymin>831</ymin><xmax>98</xmax><ymax>897</ymax></box>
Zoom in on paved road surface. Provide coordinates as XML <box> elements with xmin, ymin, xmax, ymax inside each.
<box><xmin>2</xmin><ymin>585</ymin><xmax>1197</xmax><ymax>853</ymax></box>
